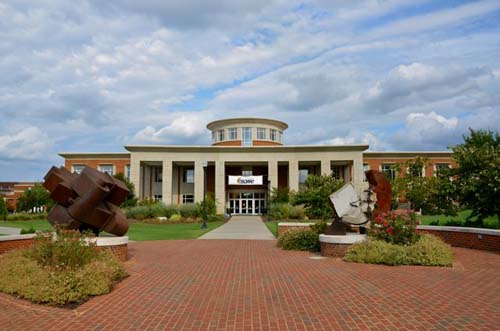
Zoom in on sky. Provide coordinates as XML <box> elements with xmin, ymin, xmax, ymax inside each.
<box><xmin>1</xmin><ymin>0</ymin><xmax>500</xmax><ymax>181</ymax></box>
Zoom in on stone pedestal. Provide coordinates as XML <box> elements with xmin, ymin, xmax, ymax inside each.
<box><xmin>319</xmin><ymin>233</ymin><xmax>367</xmax><ymax>258</ymax></box>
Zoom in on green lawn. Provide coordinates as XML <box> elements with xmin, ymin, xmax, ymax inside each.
<box><xmin>420</xmin><ymin>210</ymin><xmax>499</xmax><ymax>229</ymax></box>
<box><xmin>0</xmin><ymin>220</ymin><xmax>224</xmax><ymax>241</ymax></box>
<box><xmin>264</xmin><ymin>220</ymin><xmax>279</xmax><ymax>237</ymax></box>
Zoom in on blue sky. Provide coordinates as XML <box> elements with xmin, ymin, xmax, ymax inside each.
<box><xmin>1</xmin><ymin>0</ymin><xmax>500</xmax><ymax>181</ymax></box>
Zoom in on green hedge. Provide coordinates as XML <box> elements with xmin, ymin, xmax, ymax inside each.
<box><xmin>269</xmin><ymin>203</ymin><xmax>305</xmax><ymax>220</ymax></box>
<box><xmin>344</xmin><ymin>234</ymin><xmax>453</xmax><ymax>266</ymax></box>
<box><xmin>6</xmin><ymin>213</ymin><xmax>48</xmax><ymax>221</ymax></box>
<box><xmin>277</xmin><ymin>229</ymin><xmax>320</xmax><ymax>252</ymax></box>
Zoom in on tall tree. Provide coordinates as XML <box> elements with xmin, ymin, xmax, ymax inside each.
<box><xmin>16</xmin><ymin>183</ymin><xmax>53</xmax><ymax>212</ymax></box>
<box><xmin>113</xmin><ymin>173</ymin><xmax>138</xmax><ymax>207</ymax></box>
<box><xmin>0</xmin><ymin>197</ymin><xmax>7</xmax><ymax>220</ymax></box>
<box><xmin>451</xmin><ymin>129</ymin><xmax>500</xmax><ymax>224</ymax></box>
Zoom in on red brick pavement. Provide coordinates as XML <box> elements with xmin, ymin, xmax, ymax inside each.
<box><xmin>0</xmin><ymin>240</ymin><xmax>499</xmax><ymax>330</ymax></box>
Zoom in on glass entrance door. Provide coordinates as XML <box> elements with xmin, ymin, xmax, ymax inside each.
<box><xmin>227</xmin><ymin>192</ymin><xmax>266</xmax><ymax>215</ymax></box>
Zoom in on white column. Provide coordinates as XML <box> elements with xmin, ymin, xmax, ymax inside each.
<box><xmin>352</xmin><ymin>155</ymin><xmax>364</xmax><ymax>194</ymax></box>
<box><xmin>215</xmin><ymin>160</ymin><xmax>225</xmax><ymax>214</ymax></box>
<box><xmin>268</xmin><ymin>160</ymin><xmax>278</xmax><ymax>191</ymax></box>
<box><xmin>162</xmin><ymin>160</ymin><xmax>173</xmax><ymax>205</ymax></box>
<box><xmin>194</xmin><ymin>161</ymin><xmax>204</xmax><ymax>203</ymax></box>
<box><xmin>288</xmin><ymin>160</ymin><xmax>299</xmax><ymax>192</ymax></box>
<box><xmin>321</xmin><ymin>159</ymin><xmax>331</xmax><ymax>176</ymax></box>
<box><xmin>130</xmin><ymin>157</ymin><xmax>141</xmax><ymax>199</ymax></box>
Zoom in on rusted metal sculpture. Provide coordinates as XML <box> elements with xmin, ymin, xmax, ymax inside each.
<box><xmin>43</xmin><ymin>166</ymin><xmax>129</xmax><ymax>236</ymax></box>
<box><xmin>327</xmin><ymin>170</ymin><xmax>392</xmax><ymax>235</ymax></box>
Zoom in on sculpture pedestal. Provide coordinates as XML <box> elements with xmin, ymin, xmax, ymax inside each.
<box><xmin>319</xmin><ymin>234</ymin><xmax>367</xmax><ymax>258</ymax></box>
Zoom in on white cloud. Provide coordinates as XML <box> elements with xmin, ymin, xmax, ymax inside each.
<box><xmin>0</xmin><ymin>127</ymin><xmax>53</xmax><ymax>160</ymax></box>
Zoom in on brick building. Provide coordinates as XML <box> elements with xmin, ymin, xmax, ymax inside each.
<box><xmin>60</xmin><ymin>118</ymin><xmax>454</xmax><ymax>214</ymax></box>
<box><xmin>0</xmin><ymin>182</ymin><xmax>37</xmax><ymax>212</ymax></box>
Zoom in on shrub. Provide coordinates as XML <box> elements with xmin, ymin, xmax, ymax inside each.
<box><xmin>344</xmin><ymin>234</ymin><xmax>453</xmax><ymax>267</ymax></box>
<box><xmin>126</xmin><ymin>206</ymin><xmax>150</xmax><ymax>220</ymax></box>
<box><xmin>370</xmin><ymin>211</ymin><xmax>420</xmax><ymax>245</ymax></box>
<box><xmin>0</xmin><ymin>229</ymin><xmax>126</xmax><ymax>305</ymax></box>
<box><xmin>0</xmin><ymin>198</ymin><xmax>7</xmax><ymax>220</ymax></box>
<box><xmin>164</xmin><ymin>205</ymin><xmax>180</xmax><ymax>218</ymax></box>
<box><xmin>291</xmin><ymin>174</ymin><xmax>344</xmax><ymax>220</ymax></box>
<box><xmin>277</xmin><ymin>229</ymin><xmax>320</xmax><ymax>251</ymax></box>
<box><xmin>20</xmin><ymin>227</ymin><xmax>36</xmax><ymax>234</ymax></box>
<box><xmin>195</xmin><ymin>193</ymin><xmax>217</xmax><ymax>217</ymax></box>
<box><xmin>270</xmin><ymin>203</ymin><xmax>305</xmax><ymax>220</ymax></box>
<box><xmin>113</xmin><ymin>173</ymin><xmax>137</xmax><ymax>207</ymax></box>
<box><xmin>309</xmin><ymin>221</ymin><xmax>328</xmax><ymax>234</ymax></box>
<box><xmin>150</xmin><ymin>203</ymin><xmax>168</xmax><ymax>218</ymax></box>
<box><xmin>169</xmin><ymin>214</ymin><xmax>182</xmax><ymax>222</ymax></box>
<box><xmin>179</xmin><ymin>203</ymin><xmax>199</xmax><ymax>218</ymax></box>
<box><xmin>7</xmin><ymin>212</ymin><xmax>48</xmax><ymax>221</ymax></box>
<box><xmin>270</xmin><ymin>187</ymin><xmax>290</xmax><ymax>204</ymax></box>
<box><xmin>207</xmin><ymin>214</ymin><xmax>225</xmax><ymax>223</ymax></box>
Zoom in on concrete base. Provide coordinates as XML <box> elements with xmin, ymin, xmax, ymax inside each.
<box><xmin>319</xmin><ymin>233</ymin><xmax>367</xmax><ymax>258</ymax></box>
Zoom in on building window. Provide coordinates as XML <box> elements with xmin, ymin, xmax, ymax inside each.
<box><xmin>256</xmin><ymin>128</ymin><xmax>266</xmax><ymax>140</ymax></box>
<box><xmin>299</xmin><ymin>169</ymin><xmax>309</xmax><ymax>184</ymax></box>
<box><xmin>242</xmin><ymin>127</ymin><xmax>252</xmax><ymax>146</ymax></box>
<box><xmin>435</xmin><ymin>163</ymin><xmax>450</xmax><ymax>176</ymax></box>
<box><xmin>381</xmin><ymin>164</ymin><xmax>396</xmax><ymax>180</ymax></box>
<box><xmin>278</xmin><ymin>131</ymin><xmax>283</xmax><ymax>143</ymax></box>
<box><xmin>154</xmin><ymin>194</ymin><xmax>162</xmax><ymax>201</ymax></box>
<box><xmin>212</xmin><ymin>131</ymin><xmax>217</xmax><ymax>143</ymax></box>
<box><xmin>182</xmin><ymin>194</ymin><xmax>194</xmax><ymax>204</ymax></box>
<box><xmin>99</xmin><ymin>164</ymin><xmax>114</xmax><ymax>176</ymax></box>
<box><xmin>153</xmin><ymin>166</ymin><xmax>162</xmax><ymax>182</ymax></box>
<box><xmin>125</xmin><ymin>164</ymin><xmax>131</xmax><ymax>180</ymax></box>
<box><xmin>363</xmin><ymin>163</ymin><xmax>370</xmax><ymax>182</ymax></box>
<box><xmin>183</xmin><ymin>169</ymin><xmax>194</xmax><ymax>183</ymax></box>
<box><xmin>228</xmin><ymin>128</ymin><xmax>238</xmax><ymax>140</ymax></box>
<box><xmin>270</xmin><ymin>129</ymin><xmax>277</xmax><ymax>141</ymax></box>
<box><xmin>72</xmin><ymin>164</ymin><xmax>85</xmax><ymax>174</ymax></box>
<box><xmin>332</xmin><ymin>166</ymin><xmax>344</xmax><ymax>181</ymax></box>
<box><xmin>242</xmin><ymin>167</ymin><xmax>252</xmax><ymax>176</ymax></box>
<box><xmin>218</xmin><ymin>130</ymin><xmax>225</xmax><ymax>142</ymax></box>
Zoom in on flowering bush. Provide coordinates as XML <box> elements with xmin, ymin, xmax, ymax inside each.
<box><xmin>369</xmin><ymin>211</ymin><xmax>420</xmax><ymax>245</ymax></box>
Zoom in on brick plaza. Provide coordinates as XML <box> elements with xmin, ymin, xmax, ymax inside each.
<box><xmin>0</xmin><ymin>240</ymin><xmax>499</xmax><ymax>330</ymax></box>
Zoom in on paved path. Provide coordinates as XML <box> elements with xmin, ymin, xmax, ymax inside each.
<box><xmin>1</xmin><ymin>241</ymin><xmax>500</xmax><ymax>330</ymax></box>
<box><xmin>198</xmin><ymin>215</ymin><xmax>275</xmax><ymax>240</ymax></box>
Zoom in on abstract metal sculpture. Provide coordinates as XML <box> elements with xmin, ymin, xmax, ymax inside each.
<box><xmin>327</xmin><ymin>170</ymin><xmax>392</xmax><ymax>235</ymax></box>
<box><xmin>43</xmin><ymin>166</ymin><xmax>130</xmax><ymax>236</ymax></box>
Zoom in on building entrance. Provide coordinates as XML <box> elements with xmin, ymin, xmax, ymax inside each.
<box><xmin>227</xmin><ymin>191</ymin><xmax>266</xmax><ymax>215</ymax></box>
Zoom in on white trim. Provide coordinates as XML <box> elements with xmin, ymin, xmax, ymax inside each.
<box><xmin>417</xmin><ymin>225</ymin><xmax>500</xmax><ymax>236</ymax></box>
<box><xmin>0</xmin><ymin>234</ymin><xmax>36</xmax><ymax>242</ymax></box>
<box><xmin>319</xmin><ymin>234</ymin><xmax>367</xmax><ymax>244</ymax></box>
<box><xmin>278</xmin><ymin>222</ymin><xmax>315</xmax><ymax>226</ymax></box>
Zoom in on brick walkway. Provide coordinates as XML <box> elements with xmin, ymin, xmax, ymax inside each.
<box><xmin>0</xmin><ymin>240</ymin><xmax>499</xmax><ymax>330</ymax></box>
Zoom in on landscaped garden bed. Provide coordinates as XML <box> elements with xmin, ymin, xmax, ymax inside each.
<box><xmin>0</xmin><ymin>229</ymin><xmax>127</xmax><ymax>306</ymax></box>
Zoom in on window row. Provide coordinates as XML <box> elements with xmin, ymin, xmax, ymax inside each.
<box><xmin>362</xmin><ymin>163</ymin><xmax>451</xmax><ymax>181</ymax></box>
<box><xmin>72</xmin><ymin>164</ymin><xmax>132</xmax><ymax>179</ymax></box>
<box><xmin>211</xmin><ymin>127</ymin><xmax>283</xmax><ymax>144</ymax></box>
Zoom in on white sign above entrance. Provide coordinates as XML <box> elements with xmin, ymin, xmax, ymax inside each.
<box><xmin>228</xmin><ymin>175</ymin><xmax>263</xmax><ymax>185</ymax></box>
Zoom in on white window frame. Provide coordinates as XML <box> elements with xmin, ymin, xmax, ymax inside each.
<box><xmin>270</xmin><ymin>129</ymin><xmax>277</xmax><ymax>141</ymax></box>
<box><xmin>242</xmin><ymin>167</ymin><xmax>253</xmax><ymax>176</ymax></box>
<box><xmin>125</xmin><ymin>164</ymin><xmax>131</xmax><ymax>180</ymax></box>
<box><xmin>228</xmin><ymin>128</ymin><xmax>238</xmax><ymax>140</ymax></box>
<box><xmin>153</xmin><ymin>166</ymin><xmax>162</xmax><ymax>183</ymax></box>
<box><xmin>72</xmin><ymin>164</ymin><xmax>86</xmax><ymax>175</ymax></box>
<box><xmin>363</xmin><ymin>163</ymin><xmax>370</xmax><ymax>182</ymax></box>
<box><xmin>154</xmin><ymin>194</ymin><xmax>162</xmax><ymax>201</ymax></box>
<box><xmin>182</xmin><ymin>194</ymin><xmax>194</xmax><ymax>204</ymax></box>
<box><xmin>211</xmin><ymin>131</ymin><xmax>217</xmax><ymax>143</ymax></box>
<box><xmin>434</xmin><ymin>163</ymin><xmax>451</xmax><ymax>176</ymax></box>
<box><xmin>183</xmin><ymin>169</ymin><xmax>194</xmax><ymax>184</ymax></box>
<box><xmin>217</xmin><ymin>130</ymin><xmax>225</xmax><ymax>142</ymax></box>
<box><xmin>242</xmin><ymin>127</ymin><xmax>253</xmax><ymax>147</ymax></box>
<box><xmin>380</xmin><ymin>163</ymin><xmax>396</xmax><ymax>180</ymax></box>
<box><xmin>256</xmin><ymin>128</ymin><xmax>266</xmax><ymax>140</ymax></box>
<box><xmin>99</xmin><ymin>164</ymin><xmax>114</xmax><ymax>176</ymax></box>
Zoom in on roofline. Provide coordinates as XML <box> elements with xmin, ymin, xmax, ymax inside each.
<box><xmin>59</xmin><ymin>152</ymin><xmax>131</xmax><ymax>159</ymax></box>
<box><xmin>206</xmin><ymin>118</ymin><xmax>289</xmax><ymax>131</ymax></box>
<box><xmin>363</xmin><ymin>150</ymin><xmax>453</xmax><ymax>157</ymax></box>
<box><xmin>124</xmin><ymin>144</ymin><xmax>369</xmax><ymax>152</ymax></box>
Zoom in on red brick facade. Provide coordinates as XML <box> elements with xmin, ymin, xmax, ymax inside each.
<box><xmin>0</xmin><ymin>182</ymin><xmax>36</xmax><ymax>212</ymax></box>
<box><xmin>417</xmin><ymin>227</ymin><xmax>500</xmax><ymax>252</ymax></box>
<box><xmin>64</xmin><ymin>158</ymin><xmax>130</xmax><ymax>176</ymax></box>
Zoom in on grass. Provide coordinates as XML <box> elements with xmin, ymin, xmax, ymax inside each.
<box><xmin>0</xmin><ymin>220</ymin><xmax>224</xmax><ymax>241</ymax></box>
<box><xmin>420</xmin><ymin>210</ymin><xmax>499</xmax><ymax>229</ymax></box>
<box><xmin>264</xmin><ymin>221</ymin><xmax>279</xmax><ymax>237</ymax></box>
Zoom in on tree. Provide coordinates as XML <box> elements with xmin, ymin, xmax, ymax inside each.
<box><xmin>16</xmin><ymin>183</ymin><xmax>53</xmax><ymax>212</ymax></box>
<box><xmin>392</xmin><ymin>157</ymin><xmax>456</xmax><ymax>215</ymax></box>
<box><xmin>451</xmin><ymin>129</ymin><xmax>500</xmax><ymax>224</ymax></box>
<box><xmin>291</xmin><ymin>174</ymin><xmax>344</xmax><ymax>220</ymax></box>
<box><xmin>0</xmin><ymin>198</ymin><xmax>7</xmax><ymax>220</ymax></box>
<box><xmin>113</xmin><ymin>173</ymin><xmax>138</xmax><ymax>207</ymax></box>
<box><xmin>270</xmin><ymin>187</ymin><xmax>290</xmax><ymax>204</ymax></box>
